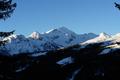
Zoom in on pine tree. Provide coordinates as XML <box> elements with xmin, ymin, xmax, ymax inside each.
<box><xmin>0</xmin><ymin>30</ymin><xmax>15</xmax><ymax>46</ymax></box>
<box><xmin>114</xmin><ymin>2</ymin><xmax>120</xmax><ymax>10</ymax></box>
<box><xmin>0</xmin><ymin>30</ymin><xmax>15</xmax><ymax>38</ymax></box>
<box><xmin>0</xmin><ymin>0</ymin><xmax>16</xmax><ymax>20</ymax></box>
<box><xmin>0</xmin><ymin>0</ymin><xmax>16</xmax><ymax>46</ymax></box>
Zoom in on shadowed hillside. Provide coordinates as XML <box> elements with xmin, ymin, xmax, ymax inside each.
<box><xmin>0</xmin><ymin>42</ymin><xmax>120</xmax><ymax>80</ymax></box>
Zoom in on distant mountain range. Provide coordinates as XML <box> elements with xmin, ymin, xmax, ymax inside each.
<box><xmin>1</xmin><ymin>27</ymin><xmax>120</xmax><ymax>55</ymax></box>
<box><xmin>0</xmin><ymin>27</ymin><xmax>97</xmax><ymax>55</ymax></box>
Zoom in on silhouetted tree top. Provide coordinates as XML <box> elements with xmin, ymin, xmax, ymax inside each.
<box><xmin>0</xmin><ymin>30</ymin><xmax>15</xmax><ymax>37</ymax></box>
<box><xmin>114</xmin><ymin>2</ymin><xmax>120</xmax><ymax>10</ymax></box>
<box><xmin>0</xmin><ymin>0</ymin><xmax>16</xmax><ymax>20</ymax></box>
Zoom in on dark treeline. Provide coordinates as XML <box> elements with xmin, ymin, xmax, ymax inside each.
<box><xmin>0</xmin><ymin>43</ymin><xmax>120</xmax><ymax>80</ymax></box>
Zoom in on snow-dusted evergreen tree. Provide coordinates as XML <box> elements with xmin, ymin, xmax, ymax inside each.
<box><xmin>0</xmin><ymin>0</ymin><xmax>16</xmax><ymax>20</ymax></box>
<box><xmin>0</xmin><ymin>0</ymin><xmax>16</xmax><ymax>46</ymax></box>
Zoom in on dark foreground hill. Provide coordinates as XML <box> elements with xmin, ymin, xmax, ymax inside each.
<box><xmin>0</xmin><ymin>41</ymin><xmax>120</xmax><ymax>80</ymax></box>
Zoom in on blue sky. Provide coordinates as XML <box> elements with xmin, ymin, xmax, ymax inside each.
<box><xmin>0</xmin><ymin>0</ymin><xmax>120</xmax><ymax>35</ymax></box>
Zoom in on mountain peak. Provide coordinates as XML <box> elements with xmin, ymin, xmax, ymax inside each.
<box><xmin>99</xmin><ymin>32</ymin><xmax>110</xmax><ymax>38</ymax></box>
<box><xmin>58</xmin><ymin>27</ymin><xmax>70</xmax><ymax>31</ymax></box>
<box><xmin>58</xmin><ymin>27</ymin><xmax>75</xmax><ymax>34</ymax></box>
<box><xmin>29</xmin><ymin>31</ymin><xmax>41</xmax><ymax>39</ymax></box>
<box><xmin>45</xmin><ymin>27</ymin><xmax>76</xmax><ymax>37</ymax></box>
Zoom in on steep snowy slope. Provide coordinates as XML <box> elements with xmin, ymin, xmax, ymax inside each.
<box><xmin>82</xmin><ymin>32</ymin><xmax>110</xmax><ymax>44</ymax></box>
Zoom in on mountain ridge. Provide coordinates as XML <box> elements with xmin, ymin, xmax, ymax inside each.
<box><xmin>1</xmin><ymin>27</ymin><xmax>120</xmax><ymax>55</ymax></box>
<box><xmin>0</xmin><ymin>27</ymin><xmax>98</xmax><ymax>55</ymax></box>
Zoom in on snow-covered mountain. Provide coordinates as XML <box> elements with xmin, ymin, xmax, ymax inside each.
<box><xmin>82</xmin><ymin>32</ymin><xmax>110</xmax><ymax>44</ymax></box>
<box><xmin>2</xmin><ymin>27</ymin><xmax>120</xmax><ymax>55</ymax></box>
<box><xmin>0</xmin><ymin>27</ymin><xmax>98</xmax><ymax>55</ymax></box>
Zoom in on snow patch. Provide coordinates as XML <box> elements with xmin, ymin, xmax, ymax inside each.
<box><xmin>99</xmin><ymin>49</ymin><xmax>111</xmax><ymax>55</ymax></box>
<box><xmin>56</xmin><ymin>57</ymin><xmax>73</xmax><ymax>66</ymax></box>
<box><xmin>31</xmin><ymin>52</ymin><xmax>47</xmax><ymax>57</ymax></box>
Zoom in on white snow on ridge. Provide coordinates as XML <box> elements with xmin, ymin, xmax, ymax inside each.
<box><xmin>99</xmin><ymin>49</ymin><xmax>111</xmax><ymax>55</ymax></box>
<box><xmin>82</xmin><ymin>32</ymin><xmax>110</xmax><ymax>44</ymax></box>
<box><xmin>45</xmin><ymin>29</ymin><xmax>55</xmax><ymax>34</ymax></box>
<box><xmin>31</xmin><ymin>52</ymin><xmax>47</xmax><ymax>57</ymax></box>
